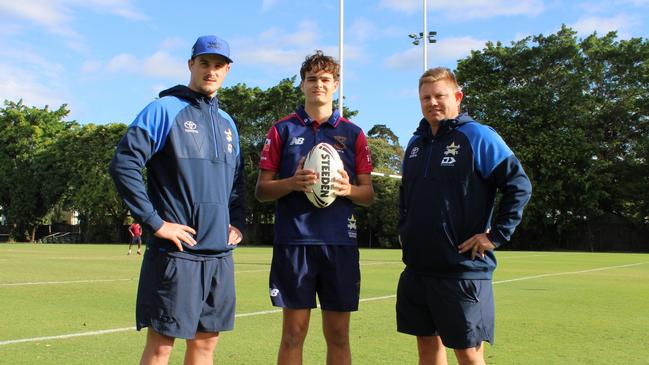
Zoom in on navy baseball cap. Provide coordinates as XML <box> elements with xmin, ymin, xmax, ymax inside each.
<box><xmin>191</xmin><ymin>35</ymin><xmax>233</xmax><ymax>63</ymax></box>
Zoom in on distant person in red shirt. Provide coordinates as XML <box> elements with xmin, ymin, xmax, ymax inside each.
<box><xmin>128</xmin><ymin>222</ymin><xmax>142</xmax><ymax>255</ymax></box>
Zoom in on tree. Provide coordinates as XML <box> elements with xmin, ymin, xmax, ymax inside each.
<box><xmin>56</xmin><ymin>123</ymin><xmax>129</xmax><ymax>242</ymax></box>
<box><xmin>0</xmin><ymin>100</ymin><xmax>75</xmax><ymax>241</ymax></box>
<box><xmin>456</xmin><ymin>26</ymin><xmax>649</xmax><ymax>248</ymax></box>
<box><xmin>360</xmin><ymin>124</ymin><xmax>404</xmax><ymax>248</ymax></box>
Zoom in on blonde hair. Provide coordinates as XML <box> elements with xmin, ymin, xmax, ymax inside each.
<box><xmin>418</xmin><ymin>67</ymin><xmax>460</xmax><ymax>90</ymax></box>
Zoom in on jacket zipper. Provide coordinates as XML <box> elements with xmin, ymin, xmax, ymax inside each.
<box><xmin>424</xmin><ymin>136</ymin><xmax>434</xmax><ymax>178</ymax></box>
<box><xmin>209</xmin><ymin>102</ymin><xmax>219</xmax><ymax>159</ymax></box>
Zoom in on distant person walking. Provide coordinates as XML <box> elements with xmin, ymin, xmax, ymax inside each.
<box><xmin>128</xmin><ymin>221</ymin><xmax>142</xmax><ymax>255</ymax></box>
<box><xmin>109</xmin><ymin>35</ymin><xmax>245</xmax><ymax>365</ymax></box>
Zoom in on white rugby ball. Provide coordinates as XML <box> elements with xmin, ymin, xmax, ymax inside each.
<box><xmin>303</xmin><ymin>142</ymin><xmax>344</xmax><ymax>208</ymax></box>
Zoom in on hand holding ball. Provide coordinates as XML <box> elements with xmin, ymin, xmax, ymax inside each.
<box><xmin>302</xmin><ymin>143</ymin><xmax>344</xmax><ymax>208</ymax></box>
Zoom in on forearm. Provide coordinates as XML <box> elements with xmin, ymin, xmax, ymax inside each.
<box><xmin>347</xmin><ymin>183</ymin><xmax>374</xmax><ymax>207</ymax></box>
<box><xmin>255</xmin><ymin>177</ymin><xmax>296</xmax><ymax>202</ymax></box>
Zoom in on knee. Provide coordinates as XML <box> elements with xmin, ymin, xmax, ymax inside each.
<box><xmin>281</xmin><ymin>325</ymin><xmax>308</xmax><ymax>348</ymax></box>
<box><xmin>143</xmin><ymin>342</ymin><xmax>174</xmax><ymax>361</ymax></box>
<box><xmin>324</xmin><ymin>327</ymin><xmax>349</xmax><ymax>348</ymax></box>
<box><xmin>187</xmin><ymin>334</ymin><xmax>219</xmax><ymax>355</ymax></box>
<box><xmin>454</xmin><ymin>347</ymin><xmax>484</xmax><ymax>365</ymax></box>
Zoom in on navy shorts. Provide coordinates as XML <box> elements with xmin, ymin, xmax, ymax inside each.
<box><xmin>136</xmin><ymin>249</ymin><xmax>235</xmax><ymax>339</ymax></box>
<box><xmin>269</xmin><ymin>245</ymin><xmax>360</xmax><ymax>312</ymax></box>
<box><xmin>396</xmin><ymin>269</ymin><xmax>495</xmax><ymax>349</ymax></box>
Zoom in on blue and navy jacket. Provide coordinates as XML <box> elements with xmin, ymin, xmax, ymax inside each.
<box><xmin>109</xmin><ymin>85</ymin><xmax>245</xmax><ymax>256</ymax></box>
<box><xmin>398</xmin><ymin>113</ymin><xmax>531</xmax><ymax>279</ymax></box>
<box><xmin>259</xmin><ymin>107</ymin><xmax>373</xmax><ymax>246</ymax></box>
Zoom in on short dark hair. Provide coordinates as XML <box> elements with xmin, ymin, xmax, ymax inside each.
<box><xmin>299</xmin><ymin>50</ymin><xmax>340</xmax><ymax>81</ymax></box>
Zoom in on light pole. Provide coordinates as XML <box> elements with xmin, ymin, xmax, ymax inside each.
<box><xmin>339</xmin><ymin>0</ymin><xmax>344</xmax><ymax>117</ymax></box>
<box><xmin>408</xmin><ymin>0</ymin><xmax>436</xmax><ymax>72</ymax></box>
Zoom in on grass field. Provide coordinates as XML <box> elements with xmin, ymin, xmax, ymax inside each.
<box><xmin>0</xmin><ymin>244</ymin><xmax>648</xmax><ymax>364</ymax></box>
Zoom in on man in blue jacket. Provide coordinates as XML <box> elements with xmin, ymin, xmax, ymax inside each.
<box><xmin>109</xmin><ymin>35</ymin><xmax>245</xmax><ymax>365</ymax></box>
<box><xmin>397</xmin><ymin>67</ymin><xmax>532</xmax><ymax>365</ymax></box>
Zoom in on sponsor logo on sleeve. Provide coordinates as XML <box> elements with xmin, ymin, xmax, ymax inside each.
<box><xmin>409</xmin><ymin>146</ymin><xmax>419</xmax><ymax>159</ymax></box>
<box><xmin>225</xmin><ymin>128</ymin><xmax>233</xmax><ymax>153</ymax></box>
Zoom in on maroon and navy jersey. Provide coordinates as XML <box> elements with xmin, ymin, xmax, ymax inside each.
<box><xmin>260</xmin><ymin>107</ymin><xmax>372</xmax><ymax>246</ymax></box>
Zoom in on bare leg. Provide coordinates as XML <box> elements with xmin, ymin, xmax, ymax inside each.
<box><xmin>416</xmin><ymin>336</ymin><xmax>448</xmax><ymax>365</ymax></box>
<box><xmin>277</xmin><ymin>308</ymin><xmax>311</xmax><ymax>365</ymax></box>
<box><xmin>184</xmin><ymin>331</ymin><xmax>219</xmax><ymax>365</ymax></box>
<box><xmin>321</xmin><ymin>310</ymin><xmax>351</xmax><ymax>365</ymax></box>
<box><xmin>140</xmin><ymin>328</ymin><xmax>175</xmax><ymax>365</ymax></box>
<box><xmin>454</xmin><ymin>343</ymin><xmax>486</xmax><ymax>365</ymax></box>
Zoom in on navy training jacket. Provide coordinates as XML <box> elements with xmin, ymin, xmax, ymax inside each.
<box><xmin>109</xmin><ymin>85</ymin><xmax>245</xmax><ymax>256</ymax></box>
<box><xmin>398</xmin><ymin>113</ymin><xmax>532</xmax><ymax>279</ymax></box>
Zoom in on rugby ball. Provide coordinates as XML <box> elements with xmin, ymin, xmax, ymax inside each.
<box><xmin>303</xmin><ymin>142</ymin><xmax>344</xmax><ymax>208</ymax></box>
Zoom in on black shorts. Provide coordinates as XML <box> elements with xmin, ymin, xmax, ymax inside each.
<box><xmin>136</xmin><ymin>249</ymin><xmax>235</xmax><ymax>339</ymax></box>
<box><xmin>396</xmin><ymin>269</ymin><xmax>494</xmax><ymax>349</ymax></box>
<box><xmin>269</xmin><ymin>245</ymin><xmax>360</xmax><ymax>312</ymax></box>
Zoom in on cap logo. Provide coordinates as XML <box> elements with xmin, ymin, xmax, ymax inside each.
<box><xmin>207</xmin><ymin>41</ymin><xmax>220</xmax><ymax>49</ymax></box>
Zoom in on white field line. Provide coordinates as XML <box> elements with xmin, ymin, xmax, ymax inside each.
<box><xmin>1</xmin><ymin>261</ymin><xmax>647</xmax><ymax>346</ymax></box>
<box><xmin>0</xmin><ymin>269</ymin><xmax>269</xmax><ymax>287</ymax></box>
<box><xmin>0</xmin><ymin>278</ymin><xmax>135</xmax><ymax>287</ymax></box>
<box><xmin>0</xmin><ymin>255</ymin><xmax>553</xmax><ymax>287</ymax></box>
<box><xmin>0</xmin><ymin>294</ymin><xmax>413</xmax><ymax>346</ymax></box>
<box><xmin>493</xmin><ymin>262</ymin><xmax>647</xmax><ymax>284</ymax></box>
<box><xmin>0</xmin><ymin>264</ymin><xmax>405</xmax><ymax>287</ymax></box>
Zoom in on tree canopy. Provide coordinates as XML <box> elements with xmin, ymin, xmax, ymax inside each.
<box><xmin>456</xmin><ymin>25</ymin><xmax>649</xmax><ymax>248</ymax></box>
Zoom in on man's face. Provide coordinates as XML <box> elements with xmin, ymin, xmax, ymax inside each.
<box><xmin>300</xmin><ymin>70</ymin><xmax>339</xmax><ymax>107</ymax></box>
<box><xmin>188</xmin><ymin>54</ymin><xmax>231</xmax><ymax>97</ymax></box>
<box><xmin>419</xmin><ymin>79</ymin><xmax>463</xmax><ymax>125</ymax></box>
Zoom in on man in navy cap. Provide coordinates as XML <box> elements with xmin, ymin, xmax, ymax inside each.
<box><xmin>110</xmin><ymin>34</ymin><xmax>245</xmax><ymax>365</ymax></box>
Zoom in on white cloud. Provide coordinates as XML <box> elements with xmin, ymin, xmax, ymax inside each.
<box><xmin>385</xmin><ymin>37</ymin><xmax>486</xmax><ymax>70</ymax></box>
<box><xmin>233</xmin><ymin>21</ymin><xmax>338</xmax><ymax>70</ymax></box>
<box><xmin>379</xmin><ymin>0</ymin><xmax>544</xmax><ymax>19</ymax></box>
<box><xmin>0</xmin><ymin>62</ymin><xmax>68</xmax><ymax>108</ymax></box>
<box><xmin>106</xmin><ymin>51</ymin><xmax>186</xmax><ymax>79</ymax></box>
<box><xmin>570</xmin><ymin>14</ymin><xmax>637</xmax><ymax>38</ymax></box>
<box><xmin>0</xmin><ymin>0</ymin><xmax>145</xmax><ymax>45</ymax></box>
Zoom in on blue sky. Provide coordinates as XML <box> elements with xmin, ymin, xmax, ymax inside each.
<box><xmin>1</xmin><ymin>0</ymin><xmax>647</xmax><ymax>145</ymax></box>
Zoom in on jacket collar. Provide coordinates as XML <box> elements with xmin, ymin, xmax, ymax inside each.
<box><xmin>159</xmin><ymin>85</ymin><xmax>219</xmax><ymax>107</ymax></box>
<box><xmin>413</xmin><ymin>112</ymin><xmax>473</xmax><ymax>140</ymax></box>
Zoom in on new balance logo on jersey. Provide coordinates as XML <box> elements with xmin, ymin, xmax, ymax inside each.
<box><xmin>270</xmin><ymin>288</ymin><xmax>280</xmax><ymax>297</ymax></box>
<box><xmin>409</xmin><ymin>147</ymin><xmax>419</xmax><ymax>158</ymax></box>
<box><xmin>289</xmin><ymin>137</ymin><xmax>304</xmax><ymax>145</ymax></box>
